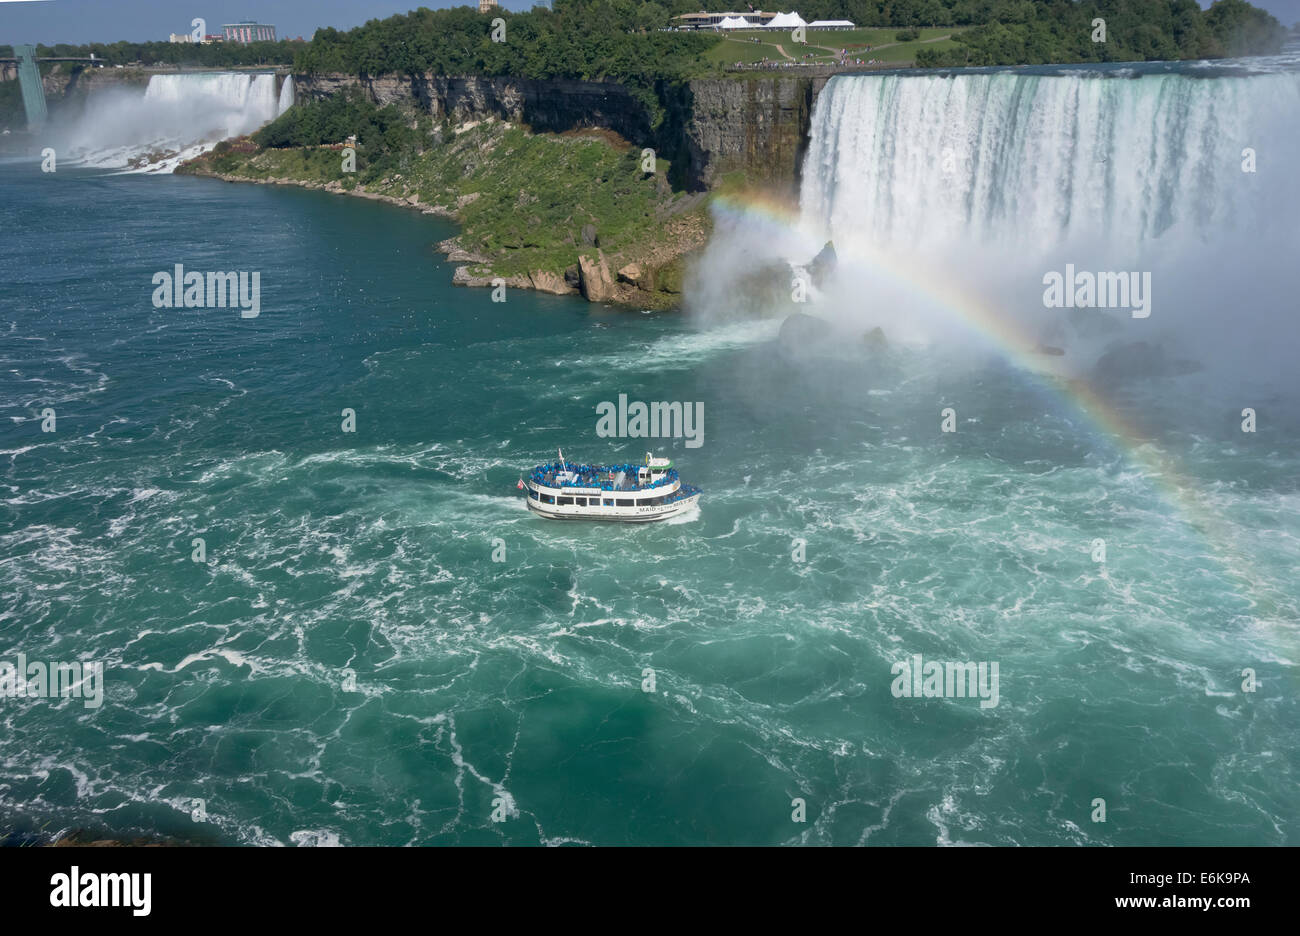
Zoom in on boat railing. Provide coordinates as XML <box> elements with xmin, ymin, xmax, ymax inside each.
<box><xmin>528</xmin><ymin>462</ymin><xmax>680</xmax><ymax>492</ymax></box>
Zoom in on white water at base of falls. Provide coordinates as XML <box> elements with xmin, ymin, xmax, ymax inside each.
<box><xmin>691</xmin><ymin>64</ymin><xmax>1300</xmax><ymax>389</ymax></box>
<box><xmin>62</xmin><ymin>72</ymin><xmax>288</xmax><ymax>174</ymax></box>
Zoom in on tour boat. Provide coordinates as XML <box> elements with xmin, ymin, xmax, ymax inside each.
<box><xmin>520</xmin><ymin>450</ymin><xmax>701</xmax><ymax>522</ymax></box>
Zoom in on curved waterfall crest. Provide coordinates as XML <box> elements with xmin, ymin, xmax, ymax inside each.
<box><xmin>278</xmin><ymin>75</ymin><xmax>295</xmax><ymax>117</ymax></box>
<box><xmin>60</xmin><ymin>71</ymin><xmax>291</xmax><ymax>173</ymax></box>
<box><xmin>799</xmin><ymin>70</ymin><xmax>1300</xmax><ymax>252</ymax></box>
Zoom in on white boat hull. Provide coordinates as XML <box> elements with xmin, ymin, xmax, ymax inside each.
<box><xmin>523</xmin><ymin>454</ymin><xmax>700</xmax><ymax>523</ymax></box>
<box><xmin>525</xmin><ymin>492</ymin><xmax>700</xmax><ymax>523</ymax></box>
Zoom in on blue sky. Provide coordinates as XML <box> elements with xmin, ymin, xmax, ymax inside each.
<box><xmin>1</xmin><ymin>0</ymin><xmax>1296</xmax><ymax>45</ymax></box>
<box><xmin>0</xmin><ymin>1</ymin><xmax>537</xmax><ymax>44</ymax></box>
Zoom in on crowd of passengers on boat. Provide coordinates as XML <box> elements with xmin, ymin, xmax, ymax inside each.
<box><xmin>528</xmin><ymin>462</ymin><xmax>679</xmax><ymax>491</ymax></box>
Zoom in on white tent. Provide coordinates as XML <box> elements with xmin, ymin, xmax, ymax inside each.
<box><xmin>765</xmin><ymin>12</ymin><xmax>808</xmax><ymax>29</ymax></box>
<box><xmin>717</xmin><ymin>16</ymin><xmax>753</xmax><ymax>29</ymax></box>
<box><xmin>808</xmin><ymin>20</ymin><xmax>855</xmax><ymax>29</ymax></box>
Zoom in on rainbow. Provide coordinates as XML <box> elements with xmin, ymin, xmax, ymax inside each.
<box><xmin>712</xmin><ymin>191</ymin><xmax>1290</xmax><ymax>627</ymax></box>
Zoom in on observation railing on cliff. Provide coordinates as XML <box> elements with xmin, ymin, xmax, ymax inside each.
<box><xmin>724</xmin><ymin>61</ymin><xmax>905</xmax><ymax>75</ymax></box>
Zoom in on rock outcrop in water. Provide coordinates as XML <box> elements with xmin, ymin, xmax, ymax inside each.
<box><xmin>778</xmin><ymin>311</ymin><xmax>834</xmax><ymax>348</ymax></box>
<box><xmin>807</xmin><ymin>240</ymin><xmax>837</xmax><ymax>289</ymax></box>
<box><xmin>528</xmin><ymin>270</ymin><xmax>574</xmax><ymax>295</ymax></box>
<box><xmin>1093</xmin><ymin>340</ymin><xmax>1203</xmax><ymax>382</ymax></box>
<box><xmin>778</xmin><ymin>312</ymin><xmax>891</xmax><ymax>359</ymax></box>
<box><xmin>578</xmin><ymin>251</ymin><xmax>616</xmax><ymax>303</ymax></box>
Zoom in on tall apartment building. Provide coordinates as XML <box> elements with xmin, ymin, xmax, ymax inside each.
<box><xmin>222</xmin><ymin>22</ymin><xmax>277</xmax><ymax>44</ymax></box>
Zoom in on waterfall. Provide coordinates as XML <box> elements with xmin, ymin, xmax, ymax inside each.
<box><xmin>799</xmin><ymin>69</ymin><xmax>1300</xmax><ymax>254</ymax></box>
<box><xmin>278</xmin><ymin>75</ymin><xmax>295</xmax><ymax>117</ymax></box>
<box><xmin>60</xmin><ymin>71</ymin><xmax>284</xmax><ymax>173</ymax></box>
<box><xmin>693</xmin><ymin>62</ymin><xmax>1300</xmax><ymax>382</ymax></box>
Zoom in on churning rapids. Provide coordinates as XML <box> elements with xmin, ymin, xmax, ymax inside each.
<box><xmin>0</xmin><ymin>56</ymin><xmax>1296</xmax><ymax>846</ymax></box>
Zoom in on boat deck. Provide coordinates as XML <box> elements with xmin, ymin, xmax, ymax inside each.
<box><xmin>528</xmin><ymin>461</ymin><xmax>681</xmax><ymax>493</ymax></box>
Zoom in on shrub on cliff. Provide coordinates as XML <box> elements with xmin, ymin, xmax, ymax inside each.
<box><xmin>31</xmin><ymin>38</ymin><xmax>297</xmax><ymax>67</ymax></box>
<box><xmin>914</xmin><ymin>0</ymin><xmax>1283</xmax><ymax>65</ymax></box>
<box><xmin>1204</xmin><ymin>0</ymin><xmax>1287</xmax><ymax>55</ymax></box>
<box><xmin>255</xmin><ymin>89</ymin><xmax>419</xmax><ymax>158</ymax></box>
<box><xmin>291</xmin><ymin>2</ymin><xmax>716</xmax><ymax>126</ymax></box>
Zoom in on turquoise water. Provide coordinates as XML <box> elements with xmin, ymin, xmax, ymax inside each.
<box><xmin>1</xmin><ymin>166</ymin><xmax>1296</xmax><ymax>846</ymax></box>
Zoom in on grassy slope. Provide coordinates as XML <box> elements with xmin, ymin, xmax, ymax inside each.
<box><xmin>184</xmin><ymin>120</ymin><xmax>711</xmax><ymax>307</ymax></box>
<box><xmin>174</xmin><ymin>26</ymin><xmax>968</xmax><ymax>306</ymax></box>
<box><xmin>701</xmin><ymin>27</ymin><xmax>967</xmax><ymax>68</ymax></box>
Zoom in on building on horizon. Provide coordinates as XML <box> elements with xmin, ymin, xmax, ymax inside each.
<box><xmin>223</xmin><ymin>22</ymin><xmax>276</xmax><ymax>44</ymax></box>
<box><xmin>479</xmin><ymin>0</ymin><xmax>499</xmax><ymax>13</ymax></box>
<box><xmin>169</xmin><ymin>31</ymin><xmax>223</xmax><ymax>44</ymax></box>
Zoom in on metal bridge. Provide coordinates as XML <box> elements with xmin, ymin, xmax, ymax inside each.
<box><xmin>8</xmin><ymin>46</ymin><xmax>52</xmax><ymax>129</ymax></box>
<box><xmin>3</xmin><ymin>53</ymin><xmax>291</xmax><ymax>131</ymax></box>
<box><xmin>2</xmin><ymin>50</ymin><xmax>114</xmax><ymax>130</ymax></box>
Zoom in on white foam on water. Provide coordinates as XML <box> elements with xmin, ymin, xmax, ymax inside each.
<box><xmin>556</xmin><ymin>319</ymin><xmax>782</xmax><ymax>372</ymax></box>
<box><xmin>663</xmin><ymin>503</ymin><xmax>702</xmax><ymax>524</ymax></box>
<box><xmin>58</xmin><ymin>72</ymin><xmax>284</xmax><ymax>174</ymax></box>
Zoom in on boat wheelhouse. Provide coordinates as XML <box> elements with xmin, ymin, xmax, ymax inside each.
<box><xmin>522</xmin><ymin>451</ymin><xmax>701</xmax><ymax>522</ymax></box>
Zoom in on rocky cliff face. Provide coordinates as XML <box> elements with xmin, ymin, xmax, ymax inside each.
<box><xmin>295</xmin><ymin>74</ymin><xmax>654</xmax><ymax>149</ymax></box>
<box><xmin>670</xmin><ymin>77</ymin><xmax>824</xmax><ymax>194</ymax></box>
<box><xmin>26</xmin><ymin>65</ymin><xmax>291</xmax><ymax>121</ymax></box>
<box><xmin>37</xmin><ymin>65</ymin><xmax>150</xmax><ymax>111</ymax></box>
<box><xmin>14</xmin><ymin>65</ymin><xmax>823</xmax><ymax>189</ymax></box>
<box><xmin>293</xmin><ymin>72</ymin><xmax>826</xmax><ymax>193</ymax></box>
